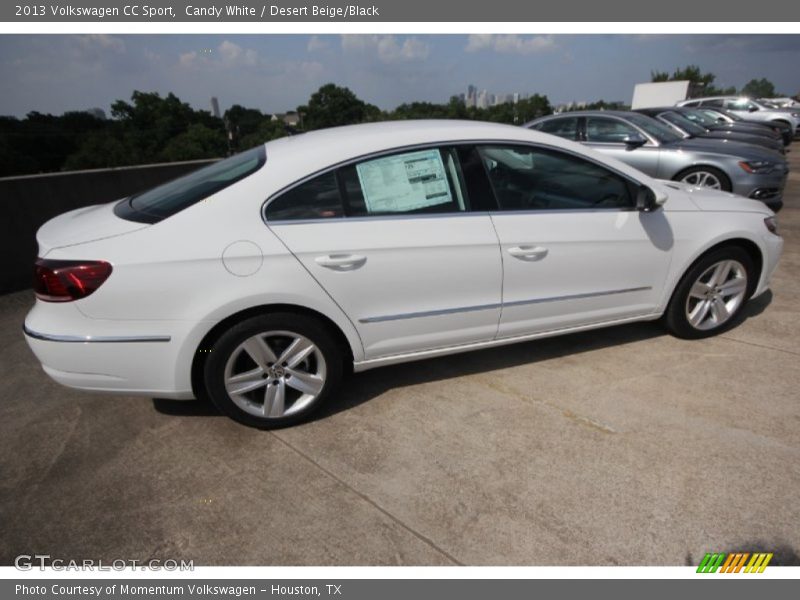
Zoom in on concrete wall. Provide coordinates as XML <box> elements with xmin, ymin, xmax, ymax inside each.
<box><xmin>1</xmin><ymin>159</ymin><xmax>216</xmax><ymax>294</ymax></box>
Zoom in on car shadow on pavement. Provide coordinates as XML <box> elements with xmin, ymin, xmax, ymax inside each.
<box><xmin>151</xmin><ymin>290</ymin><xmax>773</xmax><ymax>424</ymax></box>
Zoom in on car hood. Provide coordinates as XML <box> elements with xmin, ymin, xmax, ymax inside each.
<box><xmin>664</xmin><ymin>137</ymin><xmax>784</xmax><ymax>161</ymax></box>
<box><xmin>664</xmin><ymin>181</ymin><xmax>773</xmax><ymax>214</ymax></box>
<box><xmin>37</xmin><ymin>200</ymin><xmax>148</xmax><ymax>256</ymax></box>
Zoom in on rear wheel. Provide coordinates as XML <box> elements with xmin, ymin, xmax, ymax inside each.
<box><xmin>203</xmin><ymin>313</ymin><xmax>343</xmax><ymax>428</ymax></box>
<box><xmin>664</xmin><ymin>247</ymin><xmax>754</xmax><ymax>339</ymax></box>
<box><xmin>675</xmin><ymin>166</ymin><xmax>732</xmax><ymax>192</ymax></box>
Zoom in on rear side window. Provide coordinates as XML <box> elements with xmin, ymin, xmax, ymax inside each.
<box><xmin>533</xmin><ymin>117</ymin><xmax>580</xmax><ymax>140</ymax></box>
<box><xmin>265</xmin><ymin>146</ymin><xmax>469</xmax><ymax>221</ymax></box>
<box><xmin>116</xmin><ymin>146</ymin><xmax>265</xmax><ymax>223</ymax></box>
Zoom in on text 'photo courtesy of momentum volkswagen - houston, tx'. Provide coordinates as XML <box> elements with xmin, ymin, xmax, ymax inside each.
<box><xmin>24</xmin><ymin>120</ymin><xmax>783</xmax><ymax>428</ymax></box>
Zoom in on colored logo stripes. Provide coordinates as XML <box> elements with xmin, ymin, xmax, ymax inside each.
<box><xmin>697</xmin><ymin>552</ymin><xmax>773</xmax><ymax>573</ymax></box>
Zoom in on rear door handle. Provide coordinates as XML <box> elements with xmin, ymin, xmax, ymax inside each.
<box><xmin>507</xmin><ymin>246</ymin><xmax>548</xmax><ymax>261</ymax></box>
<box><xmin>315</xmin><ymin>254</ymin><xmax>367</xmax><ymax>271</ymax></box>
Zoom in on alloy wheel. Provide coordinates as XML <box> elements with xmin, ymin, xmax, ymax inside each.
<box><xmin>223</xmin><ymin>330</ymin><xmax>327</xmax><ymax>419</ymax></box>
<box><xmin>680</xmin><ymin>170</ymin><xmax>723</xmax><ymax>189</ymax></box>
<box><xmin>684</xmin><ymin>259</ymin><xmax>748</xmax><ymax>331</ymax></box>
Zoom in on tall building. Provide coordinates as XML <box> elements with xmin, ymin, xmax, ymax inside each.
<box><xmin>476</xmin><ymin>89</ymin><xmax>489</xmax><ymax>109</ymax></box>
<box><xmin>210</xmin><ymin>97</ymin><xmax>221</xmax><ymax>119</ymax></box>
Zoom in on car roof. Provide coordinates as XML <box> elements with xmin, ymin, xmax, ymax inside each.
<box><xmin>263</xmin><ymin>119</ymin><xmax>555</xmax><ymax>170</ymax></box>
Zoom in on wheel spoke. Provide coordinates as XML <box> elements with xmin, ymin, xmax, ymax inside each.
<box><xmin>709</xmin><ymin>261</ymin><xmax>733</xmax><ymax>287</ymax></box>
<box><xmin>277</xmin><ymin>337</ymin><xmax>316</xmax><ymax>368</ymax></box>
<box><xmin>285</xmin><ymin>368</ymin><xmax>324</xmax><ymax>396</ymax></box>
<box><xmin>689</xmin><ymin>299</ymin><xmax>711</xmax><ymax>327</ymax></box>
<box><xmin>719</xmin><ymin>278</ymin><xmax>746</xmax><ymax>296</ymax></box>
<box><xmin>710</xmin><ymin>297</ymin><xmax>730</xmax><ymax>324</ymax></box>
<box><xmin>263</xmin><ymin>381</ymin><xmax>286</xmax><ymax>417</ymax></box>
<box><xmin>689</xmin><ymin>281</ymin><xmax>712</xmax><ymax>299</ymax></box>
<box><xmin>226</xmin><ymin>368</ymin><xmax>268</xmax><ymax>395</ymax></box>
<box><xmin>242</xmin><ymin>336</ymin><xmax>278</xmax><ymax>370</ymax></box>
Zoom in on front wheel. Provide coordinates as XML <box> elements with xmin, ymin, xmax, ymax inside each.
<box><xmin>203</xmin><ymin>313</ymin><xmax>343</xmax><ymax>428</ymax></box>
<box><xmin>664</xmin><ymin>247</ymin><xmax>754</xmax><ymax>339</ymax></box>
<box><xmin>675</xmin><ymin>166</ymin><xmax>732</xmax><ymax>192</ymax></box>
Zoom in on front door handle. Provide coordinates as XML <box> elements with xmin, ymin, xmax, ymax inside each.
<box><xmin>507</xmin><ymin>245</ymin><xmax>548</xmax><ymax>261</ymax></box>
<box><xmin>315</xmin><ymin>254</ymin><xmax>367</xmax><ymax>271</ymax></box>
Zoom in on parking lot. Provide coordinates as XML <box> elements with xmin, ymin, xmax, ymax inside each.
<box><xmin>1</xmin><ymin>152</ymin><xmax>799</xmax><ymax>567</ymax></box>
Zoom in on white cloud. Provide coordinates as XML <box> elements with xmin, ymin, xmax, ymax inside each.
<box><xmin>465</xmin><ymin>34</ymin><xmax>556</xmax><ymax>55</ymax></box>
<box><xmin>341</xmin><ymin>35</ymin><xmax>430</xmax><ymax>63</ymax></box>
<box><xmin>76</xmin><ymin>34</ymin><xmax>125</xmax><ymax>54</ymax></box>
<box><xmin>178</xmin><ymin>40</ymin><xmax>259</xmax><ymax>69</ymax></box>
<box><xmin>307</xmin><ymin>36</ymin><xmax>329</xmax><ymax>53</ymax></box>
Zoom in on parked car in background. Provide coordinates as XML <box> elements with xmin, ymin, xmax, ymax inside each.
<box><xmin>526</xmin><ymin>111</ymin><xmax>788</xmax><ymax>209</ymax></box>
<box><xmin>23</xmin><ymin>120</ymin><xmax>783</xmax><ymax>428</ymax></box>
<box><xmin>677</xmin><ymin>97</ymin><xmax>800</xmax><ymax>138</ymax></box>
<box><xmin>634</xmin><ymin>107</ymin><xmax>785</xmax><ymax>154</ymax></box>
<box><xmin>677</xmin><ymin>106</ymin><xmax>791</xmax><ymax>146</ymax></box>
<box><xmin>759</xmin><ymin>97</ymin><xmax>799</xmax><ymax>109</ymax></box>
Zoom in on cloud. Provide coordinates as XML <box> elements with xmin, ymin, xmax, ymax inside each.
<box><xmin>465</xmin><ymin>34</ymin><xmax>556</xmax><ymax>55</ymax></box>
<box><xmin>178</xmin><ymin>40</ymin><xmax>259</xmax><ymax>69</ymax></box>
<box><xmin>76</xmin><ymin>34</ymin><xmax>125</xmax><ymax>54</ymax></box>
<box><xmin>307</xmin><ymin>35</ymin><xmax>329</xmax><ymax>53</ymax></box>
<box><xmin>341</xmin><ymin>35</ymin><xmax>430</xmax><ymax>63</ymax></box>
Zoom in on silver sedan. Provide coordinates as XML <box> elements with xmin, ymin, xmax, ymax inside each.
<box><xmin>526</xmin><ymin>110</ymin><xmax>789</xmax><ymax>210</ymax></box>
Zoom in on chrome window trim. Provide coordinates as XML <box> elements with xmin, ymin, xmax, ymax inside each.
<box><xmin>23</xmin><ymin>325</ymin><xmax>171</xmax><ymax>343</ymax></box>
<box><xmin>261</xmin><ymin>138</ymin><xmax>652</xmax><ymax>225</ymax></box>
<box><xmin>358</xmin><ymin>286</ymin><xmax>652</xmax><ymax>324</ymax></box>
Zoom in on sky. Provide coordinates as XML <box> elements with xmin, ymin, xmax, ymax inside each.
<box><xmin>1</xmin><ymin>34</ymin><xmax>799</xmax><ymax>118</ymax></box>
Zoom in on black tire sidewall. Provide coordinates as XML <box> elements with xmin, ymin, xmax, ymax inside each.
<box><xmin>203</xmin><ymin>313</ymin><xmax>343</xmax><ymax>429</ymax></box>
<box><xmin>665</xmin><ymin>246</ymin><xmax>755</xmax><ymax>339</ymax></box>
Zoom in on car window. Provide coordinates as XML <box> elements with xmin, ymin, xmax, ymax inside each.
<box><xmin>682</xmin><ymin>100</ymin><xmax>701</xmax><ymax>107</ymax></box>
<box><xmin>533</xmin><ymin>117</ymin><xmax>579</xmax><ymax>140</ymax></box>
<box><xmin>477</xmin><ymin>145</ymin><xmax>634</xmax><ymax>211</ymax></box>
<box><xmin>119</xmin><ymin>146</ymin><xmax>266</xmax><ymax>223</ymax></box>
<box><xmin>585</xmin><ymin>117</ymin><xmax>640</xmax><ymax>143</ymax></box>
<box><xmin>699</xmin><ymin>99</ymin><xmax>724</xmax><ymax>108</ymax></box>
<box><xmin>339</xmin><ymin>147</ymin><xmax>468</xmax><ymax>216</ymax></box>
<box><xmin>266</xmin><ymin>171</ymin><xmax>344</xmax><ymax>221</ymax></box>
<box><xmin>725</xmin><ymin>99</ymin><xmax>757</xmax><ymax>111</ymax></box>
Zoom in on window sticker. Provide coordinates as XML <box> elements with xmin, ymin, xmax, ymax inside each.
<box><xmin>356</xmin><ymin>149</ymin><xmax>452</xmax><ymax>213</ymax></box>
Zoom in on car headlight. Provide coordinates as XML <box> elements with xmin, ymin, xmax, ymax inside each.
<box><xmin>764</xmin><ymin>216</ymin><xmax>778</xmax><ymax>235</ymax></box>
<box><xmin>738</xmin><ymin>160</ymin><xmax>775</xmax><ymax>174</ymax></box>
<box><xmin>791</xmin><ymin>112</ymin><xmax>800</xmax><ymax>118</ymax></box>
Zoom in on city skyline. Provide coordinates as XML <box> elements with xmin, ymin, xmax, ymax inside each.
<box><xmin>1</xmin><ymin>34</ymin><xmax>799</xmax><ymax>118</ymax></box>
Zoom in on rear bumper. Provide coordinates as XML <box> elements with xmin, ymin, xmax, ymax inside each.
<box><xmin>23</xmin><ymin>303</ymin><xmax>197</xmax><ymax>399</ymax></box>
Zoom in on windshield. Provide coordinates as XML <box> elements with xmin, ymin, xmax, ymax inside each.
<box><xmin>625</xmin><ymin>113</ymin><xmax>683</xmax><ymax>143</ymax></box>
<box><xmin>684</xmin><ymin>109</ymin><xmax>718</xmax><ymax>126</ymax></box>
<box><xmin>659</xmin><ymin>111</ymin><xmax>706</xmax><ymax>136</ymax></box>
<box><xmin>120</xmin><ymin>146</ymin><xmax>266</xmax><ymax>223</ymax></box>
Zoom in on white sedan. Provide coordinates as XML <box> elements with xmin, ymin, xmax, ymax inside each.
<box><xmin>24</xmin><ymin>120</ymin><xmax>784</xmax><ymax>428</ymax></box>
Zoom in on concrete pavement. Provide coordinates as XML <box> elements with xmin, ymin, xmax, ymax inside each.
<box><xmin>1</xmin><ymin>154</ymin><xmax>799</xmax><ymax>566</ymax></box>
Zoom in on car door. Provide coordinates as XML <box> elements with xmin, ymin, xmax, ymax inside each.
<box><xmin>265</xmin><ymin>145</ymin><xmax>503</xmax><ymax>359</ymax></box>
<box><xmin>583</xmin><ymin>116</ymin><xmax>662</xmax><ymax>177</ymax></box>
<box><xmin>472</xmin><ymin>144</ymin><xmax>673</xmax><ymax>337</ymax></box>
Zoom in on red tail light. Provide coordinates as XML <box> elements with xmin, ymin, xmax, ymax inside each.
<box><xmin>34</xmin><ymin>259</ymin><xmax>113</xmax><ymax>302</ymax></box>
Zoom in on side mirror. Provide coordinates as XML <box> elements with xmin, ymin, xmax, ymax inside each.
<box><xmin>748</xmin><ymin>106</ymin><xmax>758</xmax><ymax>112</ymax></box>
<box><xmin>623</xmin><ymin>133</ymin><xmax>647</xmax><ymax>148</ymax></box>
<box><xmin>636</xmin><ymin>186</ymin><xmax>665</xmax><ymax>212</ymax></box>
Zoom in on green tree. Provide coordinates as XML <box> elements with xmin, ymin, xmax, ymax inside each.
<box><xmin>298</xmin><ymin>84</ymin><xmax>380</xmax><ymax>130</ymax></box>
<box><xmin>741</xmin><ymin>78</ymin><xmax>777</xmax><ymax>99</ymax></box>
<box><xmin>238</xmin><ymin>119</ymin><xmax>289</xmax><ymax>149</ymax></box>
<box><xmin>651</xmin><ymin>65</ymin><xmax>736</xmax><ymax>96</ymax></box>
<box><xmin>159</xmin><ymin>123</ymin><xmax>227</xmax><ymax>162</ymax></box>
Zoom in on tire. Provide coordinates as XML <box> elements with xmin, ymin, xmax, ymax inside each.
<box><xmin>664</xmin><ymin>246</ymin><xmax>755</xmax><ymax>339</ymax></box>
<box><xmin>674</xmin><ymin>166</ymin><xmax>732</xmax><ymax>192</ymax></box>
<box><xmin>203</xmin><ymin>312</ymin><xmax>343</xmax><ymax>429</ymax></box>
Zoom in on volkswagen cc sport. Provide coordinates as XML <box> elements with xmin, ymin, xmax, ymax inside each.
<box><xmin>24</xmin><ymin>121</ymin><xmax>784</xmax><ymax>428</ymax></box>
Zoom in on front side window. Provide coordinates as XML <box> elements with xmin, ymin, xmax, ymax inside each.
<box><xmin>477</xmin><ymin>145</ymin><xmax>634</xmax><ymax>211</ymax></box>
<box><xmin>700</xmin><ymin>99</ymin><xmax>724</xmax><ymax>108</ymax></box>
<box><xmin>585</xmin><ymin>117</ymin><xmax>640</xmax><ymax>144</ymax></box>
<box><xmin>532</xmin><ymin>117</ymin><xmax>580</xmax><ymax>140</ymax></box>
<box><xmin>118</xmin><ymin>146</ymin><xmax>265</xmax><ymax>223</ymax></box>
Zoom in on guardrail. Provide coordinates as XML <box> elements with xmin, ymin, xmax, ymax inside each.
<box><xmin>1</xmin><ymin>159</ymin><xmax>217</xmax><ymax>294</ymax></box>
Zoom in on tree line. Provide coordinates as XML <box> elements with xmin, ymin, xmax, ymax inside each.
<box><xmin>0</xmin><ymin>66</ymin><xmax>787</xmax><ymax>178</ymax></box>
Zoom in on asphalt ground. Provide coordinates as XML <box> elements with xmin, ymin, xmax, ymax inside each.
<box><xmin>1</xmin><ymin>151</ymin><xmax>799</xmax><ymax>567</ymax></box>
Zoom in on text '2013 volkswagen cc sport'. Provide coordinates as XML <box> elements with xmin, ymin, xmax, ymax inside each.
<box><xmin>24</xmin><ymin>120</ymin><xmax>784</xmax><ymax>428</ymax></box>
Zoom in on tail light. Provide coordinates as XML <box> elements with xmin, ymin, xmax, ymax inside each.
<box><xmin>34</xmin><ymin>258</ymin><xmax>112</xmax><ymax>302</ymax></box>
